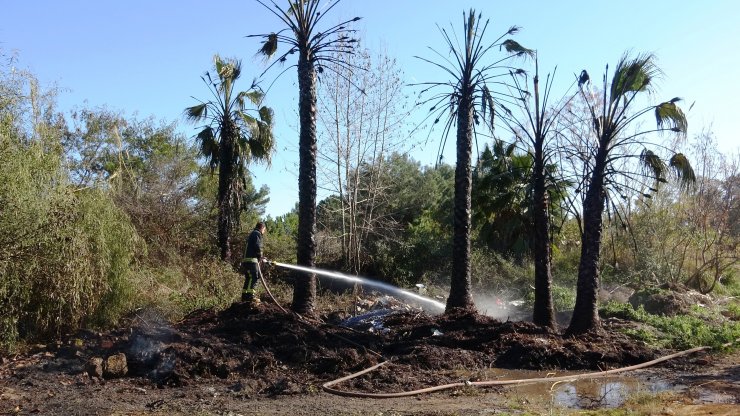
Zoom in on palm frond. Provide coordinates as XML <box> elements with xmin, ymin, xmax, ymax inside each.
<box><xmin>501</xmin><ymin>39</ymin><xmax>534</xmax><ymax>57</ymax></box>
<box><xmin>184</xmin><ymin>103</ymin><xmax>207</xmax><ymax>121</ymax></box>
<box><xmin>259</xmin><ymin>33</ymin><xmax>279</xmax><ymax>59</ymax></box>
<box><xmin>258</xmin><ymin>106</ymin><xmax>274</xmax><ymax>125</ymax></box>
<box><xmin>610</xmin><ymin>53</ymin><xmax>656</xmax><ymax>101</ymax></box>
<box><xmin>639</xmin><ymin>149</ymin><xmax>666</xmax><ymax>181</ymax></box>
<box><xmin>240</xmin><ymin>113</ymin><xmax>257</xmax><ymax>129</ymax></box>
<box><xmin>196</xmin><ymin>127</ymin><xmax>218</xmax><ymax>169</ymax></box>
<box><xmin>655</xmin><ymin>100</ymin><xmax>687</xmax><ymax>134</ymax></box>
<box><xmin>669</xmin><ymin>153</ymin><xmax>696</xmax><ymax>189</ymax></box>
<box><xmin>242</xmin><ymin>90</ymin><xmax>264</xmax><ymax>106</ymax></box>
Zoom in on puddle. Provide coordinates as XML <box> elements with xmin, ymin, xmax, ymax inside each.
<box><xmin>473</xmin><ymin>368</ymin><xmax>682</xmax><ymax>409</ymax></box>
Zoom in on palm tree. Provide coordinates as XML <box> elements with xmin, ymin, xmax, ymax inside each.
<box><xmin>416</xmin><ymin>10</ymin><xmax>531</xmax><ymax>312</ymax></box>
<box><xmin>497</xmin><ymin>57</ymin><xmax>577</xmax><ymax>328</ymax></box>
<box><xmin>250</xmin><ymin>0</ymin><xmax>360</xmax><ymax>315</ymax></box>
<box><xmin>565</xmin><ymin>53</ymin><xmax>694</xmax><ymax>335</ymax></box>
<box><xmin>185</xmin><ymin>55</ymin><xmax>274</xmax><ymax>261</ymax></box>
<box><xmin>472</xmin><ymin>139</ymin><xmax>569</xmax><ymax>265</ymax></box>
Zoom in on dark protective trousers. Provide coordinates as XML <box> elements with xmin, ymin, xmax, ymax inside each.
<box><xmin>242</xmin><ymin>262</ymin><xmax>261</xmax><ymax>301</ymax></box>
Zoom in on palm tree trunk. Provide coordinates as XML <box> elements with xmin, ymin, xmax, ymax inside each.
<box><xmin>447</xmin><ymin>87</ymin><xmax>476</xmax><ymax>312</ymax></box>
<box><xmin>567</xmin><ymin>145</ymin><xmax>608</xmax><ymax>335</ymax></box>
<box><xmin>291</xmin><ymin>45</ymin><xmax>318</xmax><ymax>315</ymax></box>
<box><xmin>532</xmin><ymin>144</ymin><xmax>555</xmax><ymax>328</ymax></box>
<box><xmin>217</xmin><ymin>129</ymin><xmax>234</xmax><ymax>261</ymax></box>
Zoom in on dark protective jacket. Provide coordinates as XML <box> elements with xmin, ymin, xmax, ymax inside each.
<box><xmin>243</xmin><ymin>228</ymin><xmax>264</xmax><ymax>260</ymax></box>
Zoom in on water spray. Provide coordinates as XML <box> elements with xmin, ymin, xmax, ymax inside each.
<box><xmin>267</xmin><ymin>260</ymin><xmax>445</xmax><ymax>312</ymax></box>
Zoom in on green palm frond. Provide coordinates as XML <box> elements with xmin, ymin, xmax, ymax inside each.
<box><xmin>639</xmin><ymin>149</ymin><xmax>666</xmax><ymax>181</ymax></box>
<box><xmin>610</xmin><ymin>54</ymin><xmax>657</xmax><ymax>101</ymax></box>
<box><xmin>184</xmin><ymin>103</ymin><xmax>207</xmax><ymax>121</ymax></box>
<box><xmin>655</xmin><ymin>100</ymin><xmax>687</xmax><ymax>134</ymax></box>
<box><xmin>214</xmin><ymin>55</ymin><xmax>226</xmax><ymax>79</ymax></box>
<box><xmin>669</xmin><ymin>152</ymin><xmax>696</xmax><ymax>189</ymax></box>
<box><xmin>249</xmin><ymin>123</ymin><xmax>274</xmax><ymax>163</ymax></box>
<box><xmin>501</xmin><ymin>39</ymin><xmax>534</xmax><ymax>57</ymax></box>
<box><xmin>240</xmin><ymin>112</ymin><xmax>257</xmax><ymax>129</ymax></box>
<box><xmin>241</xmin><ymin>90</ymin><xmax>264</xmax><ymax>106</ymax></box>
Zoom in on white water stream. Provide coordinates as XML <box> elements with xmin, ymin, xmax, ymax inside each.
<box><xmin>271</xmin><ymin>261</ymin><xmax>446</xmax><ymax>312</ymax></box>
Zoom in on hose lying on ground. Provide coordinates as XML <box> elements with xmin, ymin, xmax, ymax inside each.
<box><xmin>321</xmin><ymin>346</ymin><xmax>712</xmax><ymax>398</ymax></box>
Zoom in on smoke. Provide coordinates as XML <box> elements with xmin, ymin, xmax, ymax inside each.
<box><xmin>473</xmin><ymin>293</ymin><xmax>527</xmax><ymax>321</ymax></box>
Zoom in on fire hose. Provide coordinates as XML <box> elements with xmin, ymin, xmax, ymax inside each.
<box><xmin>256</xmin><ymin>259</ymin><xmax>288</xmax><ymax>314</ymax></box>
<box><xmin>320</xmin><ymin>346</ymin><xmax>713</xmax><ymax>398</ymax></box>
<box><xmin>256</xmin><ymin>260</ymin><xmax>731</xmax><ymax>399</ymax></box>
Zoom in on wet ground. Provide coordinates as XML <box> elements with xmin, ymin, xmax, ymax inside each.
<box><xmin>0</xmin><ymin>301</ymin><xmax>738</xmax><ymax>415</ymax></box>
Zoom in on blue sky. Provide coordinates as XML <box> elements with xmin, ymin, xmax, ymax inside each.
<box><xmin>2</xmin><ymin>1</ymin><xmax>737</xmax><ymax>217</ymax></box>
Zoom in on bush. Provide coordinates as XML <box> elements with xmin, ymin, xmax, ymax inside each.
<box><xmin>600</xmin><ymin>301</ymin><xmax>740</xmax><ymax>350</ymax></box>
<box><xmin>471</xmin><ymin>248</ymin><xmax>532</xmax><ymax>295</ymax></box>
<box><xmin>0</xmin><ymin>134</ymin><xmax>142</xmax><ymax>349</ymax></box>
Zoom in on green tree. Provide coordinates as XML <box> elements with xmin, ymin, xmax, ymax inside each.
<box><xmin>185</xmin><ymin>55</ymin><xmax>274</xmax><ymax>261</ymax></box>
<box><xmin>566</xmin><ymin>53</ymin><xmax>694</xmax><ymax>335</ymax></box>
<box><xmin>251</xmin><ymin>0</ymin><xmax>360</xmax><ymax>314</ymax></box>
<box><xmin>417</xmin><ymin>9</ymin><xmax>531</xmax><ymax>312</ymax></box>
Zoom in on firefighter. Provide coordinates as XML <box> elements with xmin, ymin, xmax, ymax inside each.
<box><xmin>241</xmin><ymin>221</ymin><xmax>267</xmax><ymax>306</ymax></box>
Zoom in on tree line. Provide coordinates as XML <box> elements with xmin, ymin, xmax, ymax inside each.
<box><xmin>1</xmin><ymin>1</ymin><xmax>737</xmax><ymax>349</ymax></box>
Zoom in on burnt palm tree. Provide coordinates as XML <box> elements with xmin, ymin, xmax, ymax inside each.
<box><xmin>498</xmin><ymin>57</ymin><xmax>577</xmax><ymax>328</ymax></box>
<box><xmin>250</xmin><ymin>0</ymin><xmax>360</xmax><ymax>314</ymax></box>
<box><xmin>185</xmin><ymin>55</ymin><xmax>274</xmax><ymax>261</ymax></box>
<box><xmin>565</xmin><ymin>53</ymin><xmax>694</xmax><ymax>335</ymax></box>
<box><xmin>416</xmin><ymin>10</ymin><xmax>531</xmax><ymax>312</ymax></box>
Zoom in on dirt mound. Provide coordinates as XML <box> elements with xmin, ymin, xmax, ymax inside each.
<box><xmin>43</xmin><ymin>301</ymin><xmax>660</xmax><ymax>394</ymax></box>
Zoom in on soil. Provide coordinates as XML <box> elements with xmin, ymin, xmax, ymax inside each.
<box><xmin>1</xmin><ymin>301</ymin><xmax>738</xmax><ymax>415</ymax></box>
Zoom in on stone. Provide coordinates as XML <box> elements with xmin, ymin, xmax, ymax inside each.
<box><xmin>104</xmin><ymin>353</ymin><xmax>128</xmax><ymax>378</ymax></box>
<box><xmin>86</xmin><ymin>357</ymin><xmax>104</xmax><ymax>378</ymax></box>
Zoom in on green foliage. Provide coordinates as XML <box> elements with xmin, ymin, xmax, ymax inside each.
<box><xmin>472</xmin><ymin>140</ymin><xmax>569</xmax><ymax>260</ymax></box>
<box><xmin>136</xmin><ymin>257</ymin><xmax>242</xmax><ymax>319</ymax></box>
<box><xmin>726</xmin><ymin>301</ymin><xmax>740</xmax><ymax>320</ymax></box>
<box><xmin>599</xmin><ymin>134</ymin><xmax>738</xmax><ymax>294</ymax></box>
<box><xmin>523</xmin><ymin>283</ymin><xmax>576</xmax><ymax>312</ymax></box>
<box><xmin>0</xmin><ymin>74</ymin><xmax>142</xmax><ymax>348</ymax></box>
<box><xmin>471</xmin><ymin>248</ymin><xmax>532</xmax><ymax>292</ymax></box>
<box><xmin>600</xmin><ymin>301</ymin><xmax>740</xmax><ymax>350</ymax></box>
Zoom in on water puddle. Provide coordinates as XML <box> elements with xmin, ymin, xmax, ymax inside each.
<box><xmin>470</xmin><ymin>368</ymin><xmax>681</xmax><ymax>409</ymax></box>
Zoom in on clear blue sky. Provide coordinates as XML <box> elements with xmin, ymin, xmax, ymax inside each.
<box><xmin>2</xmin><ymin>1</ymin><xmax>737</xmax><ymax>217</ymax></box>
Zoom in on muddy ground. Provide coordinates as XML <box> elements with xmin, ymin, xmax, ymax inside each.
<box><xmin>1</xmin><ymin>300</ymin><xmax>738</xmax><ymax>415</ymax></box>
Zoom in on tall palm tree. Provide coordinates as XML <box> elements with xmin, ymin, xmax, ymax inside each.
<box><xmin>565</xmin><ymin>53</ymin><xmax>694</xmax><ymax>335</ymax></box>
<box><xmin>417</xmin><ymin>10</ymin><xmax>531</xmax><ymax>312</ymax></box>
<box><xmin>498</xmin><ymin>57</ymin><xmax>577</xmax><ymax>328</ymax></box>
<box><xmin>185</xmin><ymin>55</ymin><xmax>274</xmax><ymax>261</ymax></box>
<box><xmin>251</xmin><ymin>0</ymin><xmax>360</xmax><ymax>315</ymax></box>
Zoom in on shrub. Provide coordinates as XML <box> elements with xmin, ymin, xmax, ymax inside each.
<box><xmin>600</xmin><ymin>301</ymin><xmax>740</xmax><ymax>350</ymax></box>
<box><xmin>0</xmin><ymin>135</ymin><xmax>142</xmax><ymax>349</ymax></box>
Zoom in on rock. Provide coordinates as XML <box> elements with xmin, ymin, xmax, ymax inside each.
<box><xmin>104</xmin><ymin>353</ymin><xmax>128</xmax><ymax>378</ymax></box>
<box><xmin>85</xmin><ymin>357</ymin><xmax>104</xmax><ymax>378</ymax></box>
